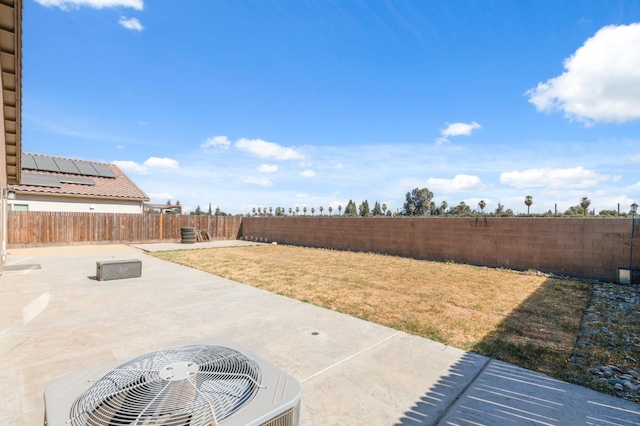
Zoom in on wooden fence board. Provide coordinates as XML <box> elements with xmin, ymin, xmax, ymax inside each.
<box><xmin>7</xmin><ymin>212</ymin><xmax>242</xmax><ymax>246</ymax></box>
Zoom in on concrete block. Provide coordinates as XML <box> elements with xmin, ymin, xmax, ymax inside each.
<box><xmin>96</xmin><ymin>259</ymin><xmax>142</xmax><ymax>281</ymax></box>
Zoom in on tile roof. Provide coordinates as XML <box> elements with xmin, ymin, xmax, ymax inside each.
<box><xmin>9</xmin><ymin>153</ymin><xmax>149</xmax><ymax>201</ymax></box>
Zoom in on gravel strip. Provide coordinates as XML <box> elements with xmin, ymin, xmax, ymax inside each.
<box><xmin>570</xmin><ymin>282</ymin><xmax>640</xmax><ymax>404</ymax></box>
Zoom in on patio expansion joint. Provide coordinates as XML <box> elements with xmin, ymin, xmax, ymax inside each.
<box><xmin>433</xmin><ymin>356</ymin><xmax>492</xmax><ymax>425</ymax></box>
<box><xmin>301</xmin><ymin>330</ymin><xmax>403</xmax><ymax>384</ymax></box>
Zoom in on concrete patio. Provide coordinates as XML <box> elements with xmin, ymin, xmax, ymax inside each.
<box><xmin>1</xmin><ymin>242</ymin><xmax>639</xmax><ymax>425</ymax></box>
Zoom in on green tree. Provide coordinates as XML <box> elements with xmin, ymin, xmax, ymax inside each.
<box><xmin>524</xmin><ymin>195</ymin><xmax>533</xmax><ymax>214</ymax></box>
<box><xmin>288</xmin><ymin>207</ymin><xmax>292</xmax><ymax>216</ymax></box>
<box><xmin>359</xmin><ymin>200</ymin><xmax>370</xmax><ymax>217</ymax></box>
<box><xmin>319</xmin><ymin>206</ymin><xmax>324</xmax><ymax>215</ymax></box>
<box><xmin>344</xmin><ymin>200</ymin><xmax>357</xmax><ymax>216</ymax></box>
<box><xmin>449</xmin><ymin>201</ymin><xmax>471</xmax><ymax>216</ymax></box>
<box><xmin>195</xmin><ymin>205</ymin><xmax>202</xmax><ymax>215</ymax></box>
<box><xmin>207</xmin><ymin>203</ymin><xmax>212</xmax><ymax>215</ymax></box>
<box><xmin>495</xmin><ymin>203</ymin><xmax>504</xmax><ymax>215</ymax></box>
<box><xmin>580</xmin><ymin>197</ymin><xmax>591</xmax><ymax>216</ymax></box>
<box><xmin>403</xmin><ymin>187</ymin><xmax>434</xmax><ymax>216</ymax></box>
<box><xmin>440</xmin><ymin>201</ymin><xmax>448</xmax><ymax>215</ymax></box>
<box><xmin>478</xmin><ymin>200</ymin><xmax>486</xmax><ymax>214</ymax></box>
<box><xmin>328</xmin><ymin>206</ymin><xmax>333</xmax><ymax>216</ymax></box>
<box><xmin>372</xmin><ymin>201</ymin><xmax>382</xmax><ymax>216</ymax></box>
<box><xmin>381</xmin><ymin>203</ymin><xmax>387</xmax><ymax>215</ymax></box>
<box><xmin>296</xmin><ymin>206</ymin><xmax>300</xmax><ymax>215</ymax></box>
<box><xmin>303</xmin><ymin>206</ymin><xmax>307</xmax><ymax>215</ymax></box>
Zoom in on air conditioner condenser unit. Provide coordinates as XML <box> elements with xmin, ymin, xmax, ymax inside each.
<box><xmin>44</xmin><ymin>338</ymin><xmax>301</xmax><ymax>426</ymax></box>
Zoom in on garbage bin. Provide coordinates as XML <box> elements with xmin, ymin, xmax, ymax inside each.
<box><xmin>181</xmin><ymin>227</ymin><xmax>196</xmax><ymax>244</ymax></box>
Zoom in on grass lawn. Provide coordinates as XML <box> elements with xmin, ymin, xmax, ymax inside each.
<box><xmin>152</xmin><ymin>244</ymin><xmax>594</xmax><ymax>382</ymax></box>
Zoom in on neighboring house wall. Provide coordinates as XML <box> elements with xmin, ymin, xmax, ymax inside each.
<box><xmin>9</xmin><ymin>154</ymin><xmax>149</xmax><ymax>214</ymax></box>
<box><xmin>9</xmin><ymin>195</ymin><xmax>143</xmax><ymax>214</ymax></box>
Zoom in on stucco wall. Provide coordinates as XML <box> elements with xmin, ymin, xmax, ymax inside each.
<box><xmin>241</xmin><ymin>217</ymin><xmax>637</xmax><ymax>283</ymax></box>
<box><xmin>9</xmin><ymin>195</ymin><xmax>143</xmax><ymax>214</ymax></box>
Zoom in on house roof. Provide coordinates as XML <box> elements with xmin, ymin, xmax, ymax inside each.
<box><xmin>0</xmin><ymin>0</ymin><xmax>22</xmax><ymax>185</ymax></box>
<box><xmin>9</xmin><ymin>153</ymin><xmax>149</xmax><ymax>202</ymax></box>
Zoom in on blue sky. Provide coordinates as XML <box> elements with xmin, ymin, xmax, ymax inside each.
<box><xmin>24</xmin><ymin>0</ymin><xmax>640</xmax><ymax>214</ymax></box>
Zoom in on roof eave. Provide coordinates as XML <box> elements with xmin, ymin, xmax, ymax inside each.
<box><xmin>0</xmin><ymin>0</ymin><xmax>22</xmax><ymax>185</ymax></box>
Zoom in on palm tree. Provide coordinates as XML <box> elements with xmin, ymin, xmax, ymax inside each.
<box><xmin>311</xmin><ymin>207</ymin><xmax>315</xmax><ymax>216</ymax></box>
<box><xmin>478</xmin><ymin>200</ymin><xmax>486</xmax><ymax>214</ymax></box>
<box><xmin>382</xmin><ymin>203</ymin><xmax>387</xmax><ymax>215</ymax></box>
<box><xmin>338</xmin><ymin>205</ymin><xmax>342</xmax><ymax>215</ymax></box>
<box><xmin>580</xmin><ymin>197</ymin><xmax>591</xmax><ymax>216</ymax></box>
<box><xmin>319</xmin><ymin>206</ymin><xmax>324</xmax><ymax>215</ymax></box>
<box><xmin>328</xmin><ymin>206</ymin><xmax>333</xmax><ymax>216</ymax></box>
<box><xmin>295</xmin><ymin>206</ymin><xmax>300</xmax><ymax>215</ymax></box>
<box><xmin>269</xmin><ymin>207</ymin><xmax>272</xmax><ymax>216</ymax></box>
<box><xmin>303</xmin><ymin>206</ymin><xmax>307</xmax><ymax>215</ymax></box>
<box><xmin>440</xmin><ymin>201</ymin><xmax>448</xmax><ymax>215</ymax></box>
<box><xmin>524</xmin><ymin>195</ymin><xmax>533</xmax><ymax>214</ymax></box>
<box><xmin>252</xmin><ymin>207</ymin><xmax>256</xmax><ymax>216</ymax></box>
<box><xmin>288</xmin><ymin>207</ymin><xmax>292</xmax><ymax>216</ymax></box>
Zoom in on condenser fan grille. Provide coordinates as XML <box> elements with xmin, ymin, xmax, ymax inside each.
<box><xmin>68</xmin><ymin>344</ymin><xmax>263</xmax><ymax>426</ymax></box>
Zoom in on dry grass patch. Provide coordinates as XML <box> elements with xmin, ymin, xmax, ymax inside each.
<box><xmin>153</xmin><ymin>245</ymin><xmax>592</xmax><ymax>379</ymax></box>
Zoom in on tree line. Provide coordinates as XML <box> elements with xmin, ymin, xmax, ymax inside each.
<box><xmin>180</xmin><ymin>190</ymin><xmax>634</xmax><ymax>218</ymax></box>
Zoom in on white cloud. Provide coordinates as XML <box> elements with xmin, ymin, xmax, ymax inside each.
<box><xmin>242</xmin><ymin>177</ymin><xmax>273</xmax><ymax>187</ymax></box>
<box><xmin>116</xmin><ymin>145</ymin><xmax>124</xmax><ymax>150</ymax></box>
<box><xmin>632</xmin><ymin>154</ymin><xmax>640</xmax><ymax>162</ymax></box>
<box><xmin>299</xmin><ymin>169</ymin><xmax>315</xmax><ymax>177</ymax></box>
<box><xmin>147</xmin><ymin>192</ymin><xmax>173</xmax><ymax>202</ymax></box>
<box><xmin>426</xmin><ymin>174</ymin><xmax>484</xmax><ymax>192</ymax></box>
<box><xmin>144</xmin><ymin>157</ymin><xmax>178</xmax><ymax>169</ymax></box>
<box><xmin>201</xmin><ymin>135</ymin><xmax>231</xmax><ymax>149</ymax></box>
<box><xmin>257</xmin><ymin>164</ymin><xmax>278</xmax><ymax>173</ymax></box>
<box><xmin>119</xmin><ymin>16</ymin><xmax>143</xmax><ymax>31</ymax></box>
<box><xmin>500</xmin><ymin>167</ymin><xmax>609</xmax><ymax>189</ymax></box>
<box><xmin>113</xmin><ymin>160</ymin><xmax>147</xmax><ymax>174</ymax></box>
<box><xmin>35</xmin><ymin>0</ymin><xmax>143</xmax><ymax>10</ymax></box>
<box><xmin>527</xmin><ymin>23</ymin><xmax>640</xmax><ymax>124</ymax></box>
<box><xmin>435</xmin><ymin>121</ymin><xmax>481</xmax><ymax>145</ymax></box>
<box><xmin>235</xmin><ymin>138</ymin><xmax>305</xmax><ymax>160</ymax></box>
<box><xmin>296</xmin><ymin>193</ymin><xmax>309</xmax><ymax>198</ymax></box>
<box><xmin>113</xmin><ymin>157</ymin><xmax>179</xmax><ymax>174</ymax></box>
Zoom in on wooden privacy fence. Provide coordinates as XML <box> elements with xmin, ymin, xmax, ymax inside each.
<box><xmin>7</xmin><ymin>212</ymin><xmax>242</xmax><ymax>246</ymax></box>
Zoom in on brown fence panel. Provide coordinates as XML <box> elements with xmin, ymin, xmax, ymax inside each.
<box><xmin>7</xmin><ymin>212</ymin><xmax>242</xmax><ymax>246</ymax></box>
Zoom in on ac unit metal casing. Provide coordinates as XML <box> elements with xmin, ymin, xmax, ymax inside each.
<box><xmin>44</xmin><ymin>338</ymin><xmax>301</xmax><ymax>426</ymax></box>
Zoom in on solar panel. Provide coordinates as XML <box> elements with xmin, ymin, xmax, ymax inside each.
<box><xmin>54</xmin><ymin>158</ymin><xmax>81</xmax><ymax>175</ymax></box>
<box><xmin>91</xmin><ymin>162</ymin><xmax>117</xmax><ymax>178</ymax></box>
<box><xmin>21</xmin><ymin>173</ymin><xmax>60</xmax><ymax>188</ymax></box>
<box><xmin>22</xmin><ymin>154</ymin><xmax>37</xmax><ymax>170</ymax></box>
<box><xmin>33</xmin><ymin>156</ymin><xmax>60</xmax><ymax>173</ymax></box>
<box><xmin>59</xmin><ymin>176</ymin><xmax>96</xmax><ymax>186</ymax></box>
<box><xmin>73</xmin><ymin>161</ymin><xmax>101</xmax><ymax>177</ymax></box>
